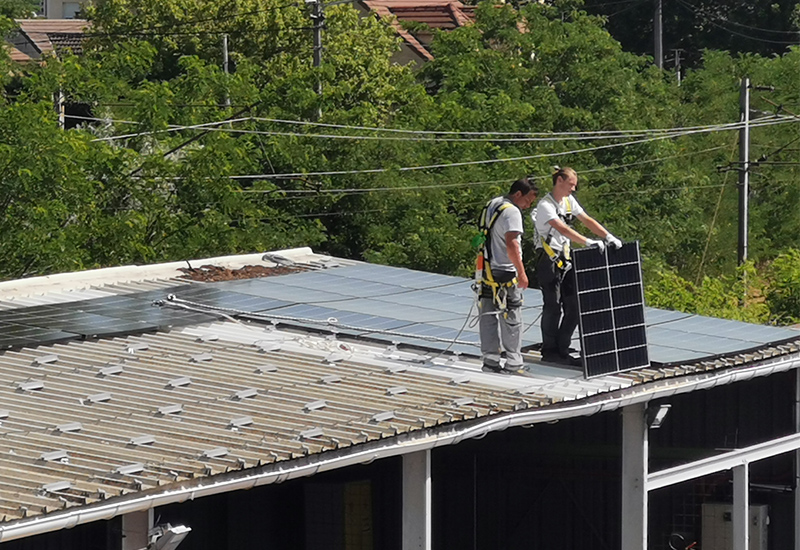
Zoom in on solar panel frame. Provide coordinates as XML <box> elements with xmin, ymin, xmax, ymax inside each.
<box><xmin>573</xmin><ymin>241</ymin><xmax>650</xmax><ymax>378</ymax></box>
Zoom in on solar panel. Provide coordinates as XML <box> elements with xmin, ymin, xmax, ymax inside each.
<box><xmin>573</xmin><ymin>241</ymin><xmax>649</xmax><ymax>378</ymax></box>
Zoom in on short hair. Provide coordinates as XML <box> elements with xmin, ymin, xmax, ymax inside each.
<box><xmin>509</xmin><ymin>177</ymin><xmax>538</xmax><ymax>197</ymax></box>
<box><xmin>552</xmin><ymin>166</ymin><xmax>577</xmax><ymax>187</ymax></box>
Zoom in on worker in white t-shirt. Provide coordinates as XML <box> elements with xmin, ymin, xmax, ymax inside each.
<box><xmin>533</xmin><ymin>167</ymin><xmax>622</xmax><ymax>366</ymax></box>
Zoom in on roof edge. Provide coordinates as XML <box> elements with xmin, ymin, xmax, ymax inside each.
<box><xmin>0</xmin><ymin>247</ymin><xmax>315</xmax><ymax>299</ymax></box>
<box><xmin>1</xmin><ymin>350</ymin><xmax>798</xmax><ymax>542</ymax></box>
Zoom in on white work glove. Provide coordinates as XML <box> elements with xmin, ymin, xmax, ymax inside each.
<box><xmin>585</xmin><ymin>239</ymin><xmax>606</xmax><ymax>253</ymax></box>
<box><xmin>604</xmin><ymin>233</ymin><xmax>623</xmax><ymax>250</ymax></box>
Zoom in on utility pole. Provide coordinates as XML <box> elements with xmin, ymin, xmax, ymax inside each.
<box><xmin>653</xmin><ymin>0</ymin><xmax>663</xmax><ymax>69</ymax></box>
<box><xmin>737</xmin><ymin>76</ymin><xmax>750</xmax><ymax>266</ymax></box>
<box><xmin>222</xmin><ymin>34</ymin><xmax>231</xmax><ymax>109</ymax></box>
<box><xmin>55</xmin><ymin>88</ymin><xmax>65</xmax><ymax>129</ymax></box>
<box><xmin>309</xmin><ymin>0</ymin><xmax>324</xmax><ymax>119</ymax></box>
<box><xmin>672</xmin><ymin>49</ymin><xmax>682</xmax><ymax>85</ymax></box>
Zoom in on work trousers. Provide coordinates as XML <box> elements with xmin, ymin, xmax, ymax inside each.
<box><xmin>537</xmin><ymin>252</ymin><xmax>578</xmax><ymax>357</ymax></box>
<box><xmin>479</xmin><ymin>281</ymin><xmax>523</xmax><ymax>369</ymax></box>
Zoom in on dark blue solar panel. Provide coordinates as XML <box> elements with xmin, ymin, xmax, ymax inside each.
<box><xmin>573</xmin><ymin>241</ymin><xmax>650</xmax><ymax>377</ymax></box>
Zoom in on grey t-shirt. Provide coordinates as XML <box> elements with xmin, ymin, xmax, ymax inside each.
<box><xmin>485</xmin><ymin>196</ymin><xmax>524</xmax><ymax>273</ymax></box>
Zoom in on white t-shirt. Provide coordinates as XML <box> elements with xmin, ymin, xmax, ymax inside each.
<box><xmin>485</xmin><ymin>196</ymin><xmax>524</xmax><ymax>273</ymax></box>
<box><xmin>533</xmin><ymin>192</ymin><xmax>585</xmax><ymax>252</ymax></box>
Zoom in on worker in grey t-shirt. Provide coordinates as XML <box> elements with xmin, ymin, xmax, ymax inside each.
<box><xmin>478</xmin><ymin>177</ymin><xmax>538</xmax><ymax>374</ymax></box>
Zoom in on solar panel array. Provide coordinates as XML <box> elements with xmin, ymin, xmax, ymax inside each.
<box><xmin>0</xmin><ymin>260</ymin><xmax>796</xmax><ymax>369</ymax></box>
<box><xmin>572</xmin><ymin>242</ymin><xmax>649</xmax><ymax>377</ymax></box>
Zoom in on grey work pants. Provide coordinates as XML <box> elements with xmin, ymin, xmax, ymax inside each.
<box><xmin>479</xmin><ymin>284</ymin><xmax>524</xmax><ymax>368</ymax></box>
<box><xmin>537</xmin><ymin>252</ymin><xmax>578</xmax><ymax>357</ymax></box>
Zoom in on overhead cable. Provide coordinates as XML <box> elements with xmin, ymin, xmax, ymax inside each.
<box><xmin>227</xmin><ymin>118</ymin><xmax>797</xmax><ymax>179</ymax></box>
<box><xmin>676</xmin><ymin>0</ymin><xmax>800</xmax><ymax>45</ymax></box>
<box><xmin>238</xmin><ymin>145</ymin><xmax>727</xmax><ymax>196</ymax></box>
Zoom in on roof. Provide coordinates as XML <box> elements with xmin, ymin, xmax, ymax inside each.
<box><xmin>361</xmin><ymin>0</ymin><xmax>476</xmax><ymax>62</ymax></box>
<box><xmin>4</xmin><ymin>44</ymin><xmax>32</xmax><ymax>63</ymax></box>
<box><xmin>0</xmin><ymin>247</ymin><xmax>797</xmax><ymax>541</ymax></box>
<box><xmin>11</xmin><ymin>19</ymin><xmax>89</xmax><ymax>58</ymax></box>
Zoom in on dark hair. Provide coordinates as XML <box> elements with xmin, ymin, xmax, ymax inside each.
<box><xmin>509</xmin><ymin>177</ymin><xmax>538</xmax><ymax>197</ymax></box>
<box><xmin>551</xmin><ymin>166</ymin><xmax>577</xmax><ymax>187</ymax></box>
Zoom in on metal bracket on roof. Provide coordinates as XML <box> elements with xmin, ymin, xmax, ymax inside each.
<box><xmin>115</xmin><ymin>463</ymin><xmax>145</xmax><ymax>476</ymax></box>
<box><xmin>254</xmin><ymin>340</ymin><xmax>282</xmax><ymax>352</ymax></box>
<box><xmin>86</xmin><ymin>392</ymin><xmax>111</xmax><ymax>404</ymax></box>
<box><xmin>449</xmin><ymin>375</ymin><xmax>471</xmax><ymax>385</ymax></box>
<box><xmin>98</xmin><ymin>364</ymin><xmax>124</xmax><ymax>376</ymax></box>
<box><xmin>32</xmin><ymin>354</ymin><xmax>58</xmax><ymax>366</ymax></box>
<box><xmin>157</xmin><ymin>404</ymin><xmax>183</xmax><ymax>415</ymax></box>
<box><xmin>255</xmin><ymin>364</ymin><xmax>278</xmax><ymax>374</ymax></box>
<box><xmin>383</xmin><ymin>365</ymin><xmax>407</xmax><ymax>374</ymax></box>
<box><xmin>126</xmin><ymin>343</ymin><xmax>149</xmax><ymax>354</ymax></box>
<box><xmin>371</xmin><ymin>411</ymin><xmax>396</xmax><ymax>423</ymax></box>
<box><xmin>231</xmin><ymin>388</ymin><xmax>258</xmax><ymax>400</ymax></box>
<box><xmin>386</xmin><ymin>386</ymin><xmax>407</xmax><ymax>396</ymax></box>
<box><xmin>41</xmin><ymin>481</ymin><xmax>71</xmax><ymax>494</ymax></box>
<box><xmin>17</xmin><ymin>380</ymin><xmax>44</xmax><ymax>392</ymax></box>
<box><xmin>452</xmin><ymin>397</ymin><xmax>475</xmax><ymax>407</ymax></box>
<box><xmin>201</xmin><ymin>447</ymin><xmax>228</xmax><ymax>459</ymax></box>
<box><xmin>190</xmin><ymin>353</ymin><xmax>213</xmax><ymax>363</ymax></box>
<box><xmin>304</xmin><ymin>400</ymin><xmax>326</xmax><ymax>412</ymax></box>
<box><xmin>319</xmin><ymin>374</ymin><xmax>341</xmax><ymax>384</ymax></box>
<box><xmin>323</xmin><ymin>352</ymin><xmax>347</xmax><ymax>364</ymax></box>
<box><xmin>55</xmin><ymin>422</ymin><xmax>82</xmax><ymax>433</ymax></box>
<box><xmin>229</xmin><ymin>416</ymin><xmax>254</xmax><ymax>429</ymax></box>
<box><xmin>198</xmin><ymin>334</ymin><xmax>219</xmax><ymax>342</ymax></box>
<box><xmin>129</xmin><ymin>435</ymin><xmax>156</xmax><ymax>446</ymax></box>
<box><xmin>40</xmin><ymin>450</ymin><xmax>69</xmax><ymax>462</ymax></box>
<box><xmin>0</xmin><ymin>410</ymin><xmax>9</xmax><ymax>419</ymax></box>
<box><xmin>299</xmin><ymin>427</ymin><xmax>324</xmax><ymax>440</ymax></box>
<box><xmin>167</xmin><ymin>377</ymin><xmax>191</xmax><ymax>389</ymax></box>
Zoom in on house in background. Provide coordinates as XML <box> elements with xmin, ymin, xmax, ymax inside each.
<box><xmin>357</xmin><ymin>0</ymin><xmax>477</xmax><ymax>64</ymax></box>
<box><xmin>6</xmin><ymin>19</ymin><xmax>89</xmax><ymax>61</ymax></box>
<box><xmin>0</xmin><ymin>248</ymin><xmax>796</xmax><ymax>549</ymax></box>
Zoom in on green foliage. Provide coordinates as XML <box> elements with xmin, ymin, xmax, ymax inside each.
<box><xmin>643</xmin><ymin>260</ymin><xmax>770</xmax><ymax>324</ymax></box>
<box><xmin>766</xmin><ymin>249</ymin><xmax>800</xmax><ymax>324</ymax></box>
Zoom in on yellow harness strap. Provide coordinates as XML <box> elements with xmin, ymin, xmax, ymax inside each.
<box><xmin>541</xmin><ymin>195</ymin><xmax>572</xmax><ymax>267</ymax></box>
<box><xmin>478</xmin><ymin>201</ymin><xmax>518</xmax><ymax>312</ymax></box>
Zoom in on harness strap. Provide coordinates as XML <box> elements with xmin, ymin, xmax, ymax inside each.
<box><xmin>476</xmin><ymin>200</ymin><xmax>519</xmax><ymax>315</ymax></box>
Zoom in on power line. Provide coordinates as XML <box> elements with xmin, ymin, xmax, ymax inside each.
<box><xmin>676</xmin><ymin>0</ymin><xmax>800</xmax><ymax>45</ymax></box>
<box><xmin>89</xmin><ymin>112</ymin><xmax>792</xmax><ymax>145</ymax></box>
<box><xmin>248</xmin><ymin>116</ymin><xmax>760</xmax><ymax>137</ymax></box>
<box><xmin>224</xmin><ymin>118</ymin><xmax>797</xmax><ymax>179</ymax></box>
<box><xmin>239</xmin><ymin>145</ymin><xmax>727</xmax><ymax>197</ymax></box>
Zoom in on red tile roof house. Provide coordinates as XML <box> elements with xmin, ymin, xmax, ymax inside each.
<box><xmin>357</xmin><ymin>0</ymin><xmax>477</xmax><ymax>65</ymax></box>
<box><xmin>6</xmin><ymin>19</ymin><xmax>89</xmax><ymax>62</ymax></box>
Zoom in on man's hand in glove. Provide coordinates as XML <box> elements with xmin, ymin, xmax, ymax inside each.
<box><xmin>585</xmin><ymin>239</ymin><xmax>606</xmax><ymax>253</ymax></box>
<box><xmin>604</xmin><ymin>234</ymin><xmax>623</xmax><ymax>250</ymax></box>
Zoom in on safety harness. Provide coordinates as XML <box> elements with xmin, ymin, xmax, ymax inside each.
<box><xmin>474</xmin><ymin>198</ymin><xmax>518</xmax><ymax>313</ymax></box>
<box><xmin>536</xmin><ymin>193</ymin><xmax>575</xmax><ymax>273</ymax></box>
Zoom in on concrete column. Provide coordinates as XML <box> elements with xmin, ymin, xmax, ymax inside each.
<box><xmin>733</xmin><ymin>464</ymin><xmax>749</xmax><ymax>550</ymax></box>
<box><xmin>402</xmin><ymin>450</ymin><xmax>431</xmax><ymax>550</ymax></box>
<box><xmin>121</xmin><ymin>509</ymin><xmax>153</xmax><ymax>550</ymax></box>
<box><xmin>795</xmin><ymin>369</ymin><xmax>800</xmax><ymax>550</ymax></box>
<box><xmin>622</xmin><ymin>403</ymin><xmax>648</xmax><ymax>550</ymax></box>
